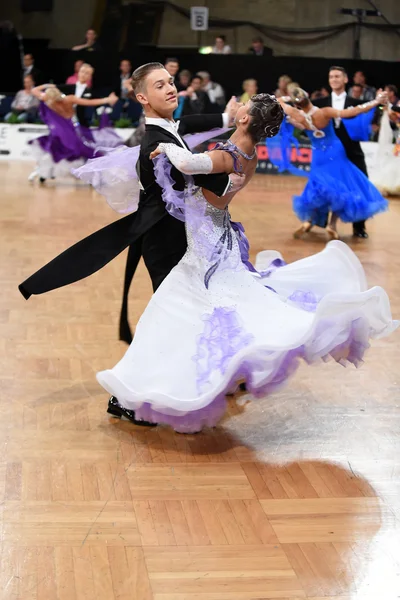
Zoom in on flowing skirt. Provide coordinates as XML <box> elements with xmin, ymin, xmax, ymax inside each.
<box><xmin>97</xmin><ymin>240</ymin><xmax>398</xmax><ymax>433</ymax></box>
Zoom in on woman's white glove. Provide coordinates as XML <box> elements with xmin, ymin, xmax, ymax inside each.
<box><xmin>150</xmin><ymin>143</ymin><xmax>213</xmax><ymax>175</ymax></box>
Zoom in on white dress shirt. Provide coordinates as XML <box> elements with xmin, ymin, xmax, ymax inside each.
<box><xmin>331</xmin><ymin>91</ymin><xmax>347</xmax><ymax>128</ymax></box>
<box><xmin>75</xmin><ymin>81</ymin><xmax>87</xmax><ymax>98</ymax></box>
<box><xmin>145</xmin><ymin>114</ymin><xmax>229</xmax><ymax>146</ymax></box>
<box><xmin>145</xmin><ymin>114</ymin><xmax>231</xmax><ymax>194</ymax></box>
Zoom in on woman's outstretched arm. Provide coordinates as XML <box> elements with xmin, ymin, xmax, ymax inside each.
<box><xmin>323</xmin><ymin>90</ymin><xmax>387</xmax><ymax>120</ymax></box>
<box><xmin>150</xmin><ymin>143</ymin><xmax>235</xmax><ymax>175</ymax></box>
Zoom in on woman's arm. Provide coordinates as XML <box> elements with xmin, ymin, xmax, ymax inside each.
<box><xmin>150</xmin><ymin>143</ymin><xmax>235</xmax><ymax>175</ymax></box>
<box><xmin>323</xmin><ymin>100</ymin><xmax>380</xmax><ymax>121</ymax></box>
<box><xmin>64</xmin><ymin>92</ymin><xmax>118</xmax><ymax>107</ymax></box>
<box><xmin>277</xmin><ymin>97</ymin><xmax>309</xmax><ymax>129</ymax></box>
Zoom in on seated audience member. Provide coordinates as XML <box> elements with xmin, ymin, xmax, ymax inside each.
<box><xmin>349</xmin><ymin>83</ymin><xmax>363</xmax><ymax>100</ymax></box>
<box><xmin>372</xmin><ymin>84</ymin><xmax>399</xmax><ymax>141</ymax></box>
<box><xmin>197</xmin><ymin>71</ymin><xmax>226</xmax><ymax>108</ymax></box>
<box><xmin>349</xmin><ymin>70</ymin><xmax>375</xmax><ymax>101</ymax></box>
<box><xmin>164</xmin><ymin>57</ymin><xmax>180</xmax><ymax>79</ymax></box>
<box><xmin>6</xmin><ymin>74</ymin><xmax>39</xmax><ymax>123</ymax></box>
<box><xmin>240</xmin><ymin>79</ymin><xmax>258</xmax><ymax>103</ymax></box>
<box><xmin>248</xmin><ymin>36</ymin><xmax>269</xmax><ymax>56</ymax></box>
<box><xmin>177</xmin><ymin>69</ymin><xmax>192</xmax><ymax>91</ymax></box>
<box><xmin>211</xmin><ymin>35</ymin><xmax>232</xmax><ymax>54</ymax></box>
<box><xmin>275</xmin><ymin>74</ymin><xmax>292</xmax><ymax>98</ymax></box>
<box><xmin>181</xmin><ymin>75</ymin><xmax>213</xmax><ymax>116</ymax></box>
<box><xmin>111</xmin><ymin>59</ymin><xmax>139</xmax><ymax>122</ymax></box>
<box><xmin>311</xmin><ymin>87</ymin><xmax>329</xmax><ymax>100</ymax></box>
<box><xmin>23</xmin><ymin>53</ymin><xmax>42</xmax><ymax>85</ymax></box>
<box><xmin>72</xmin><ymin>29</ymin><xmax>101</xmax><ymax>52</ymax></box>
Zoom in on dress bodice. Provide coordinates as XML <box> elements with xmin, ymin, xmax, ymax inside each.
<box><xmin>303</xmin><ymin>120</ymin><xmax>347</xmax><ymax>166</ymax></box>
<box><xmin>184</xmin><ymin>187</ymin><xmax>243</xmax><ymax>288</ymax></box>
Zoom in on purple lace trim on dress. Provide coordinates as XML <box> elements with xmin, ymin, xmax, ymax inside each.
<box><xmin>132</xmin><ymin>316</ymin><xmax>372</xmax><ymax>433</ymax></box>
<box><xmin>193</xmin><ymin>307</ymin><xmax>255</xmax><ymax>394</ymax></box>
<box><xmin>287</xmin><ymin>290</ymin><xmax>319</xmax><ymax>312</ymax></box>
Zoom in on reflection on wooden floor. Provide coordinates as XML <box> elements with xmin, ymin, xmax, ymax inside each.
<box><xmin>1</xmin><ymin>162</ymin><xmax>399</xmax><ymax>599</ymax></box>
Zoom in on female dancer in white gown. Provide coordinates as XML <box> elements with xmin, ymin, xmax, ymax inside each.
<box><xmin>371</xmin><ymin>106</ymin><xmax>400</xmax><ymax>196</ymax></box>
<box><xmin>97</xmin><ymin>94</ymin><xmax>398</xmax><ymax>433</ymax></box>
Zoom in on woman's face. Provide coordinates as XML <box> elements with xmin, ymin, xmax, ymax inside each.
<box><xmin>235</xmin><ymin>100</ymin><xmax>251</xmax><ymax>125</ymax></box>
<box><xmin>179</xmin><ymin>74</ymin><xmax>190</xmax><ymax>87</ymax></box>
<box><xmin>24</xmin><ymin>76</ymin><xmax>34</xmax><ymax>91</ymax></box>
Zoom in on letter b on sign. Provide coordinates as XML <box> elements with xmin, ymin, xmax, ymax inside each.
<box><xmin>190</xmin><ymin>6</ymin><xmax>209</xmax><ymax>31</ymax></box>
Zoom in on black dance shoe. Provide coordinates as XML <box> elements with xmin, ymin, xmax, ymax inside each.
<box><xmin>353</xmin><ymin>229</ymin><xmax>369</xmax><ymax>239</ymax></box>
<box><xmin>107</xmin><ymin>396</ymin><xmax>157</xmax><ymax>427</ymax></box>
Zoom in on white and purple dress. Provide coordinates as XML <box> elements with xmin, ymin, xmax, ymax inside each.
<box><xmin>74</xmin><ymin>141</ymin><xmax>399</xmax><ymax>433</ymax></box>
<box><xmin>30</xmin><ymin>102</ymin><xmax>123</xmax><ymax>179</ymax></box>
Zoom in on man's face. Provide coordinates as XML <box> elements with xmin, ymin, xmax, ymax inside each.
<box><xmin>252</xmin><ymin>41</ymin><xmax>262</xmax><ymax>52</ymax></box>
<box><xmin>191</xmin><ymin>77</ymin><xmax>202</xmax><ymax>92</ymax></box>
<box><xmin>329</xmin><ymin>69</ymin><xmax>348</xmax><ymax>92</ymax></box>
<box><xmin>136</xmin><ymin>68</ymin><xmax>178</xmax><ymax>116</ymax></box>
<box><xmin>24</xmin><ymin>54</ymin><xmax>33</xmax><ymax>68</ymax></box>
<box><xmin>78</xmin><ymin>65</ymin><xmax>93</xmax><ymax>84</ymax></box>
<box><xmin>165</xmin><ymin>61</ymin><xmax>179</xmax><ymax>77</ymax></box>
<box><xmin>86</xmin><ymin>29</ymin><xmax>96</xmax><ymax>44</ymax></box>
<box><xmin>351</xmin><ymin>85</ymin><xmax>363</xmax><ymax>99</ymax></box>
<box><xmin>120</xmin><ymin>60</ymin><xmax>131</xmax><ymax>75</ymax></box>
<box><xmin>385</xmin><ymin>86</ymin><xmax>396</xmax><ymax>103</ymax></box>
<box><xmin>354</xmin><ymin>71</ymin><xmax>365</xmax><ymax>85</ymax></box>
<box><xmin>24</xmin><ymin>76</ymin><xmax>34</xmax><ymax>90</ymax></box>
<box><xmin>215</xmin><ymin>37</ymin><xmax>224</xmax><ymax>49</ymax></box>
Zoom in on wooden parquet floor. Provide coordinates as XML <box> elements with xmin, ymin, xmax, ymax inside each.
<box><xmin>1</xmin><ymin>161</ymin><xmax>400</xmax><ymax>599</ymax></box>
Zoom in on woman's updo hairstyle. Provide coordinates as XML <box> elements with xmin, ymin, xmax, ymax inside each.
<box><xmin>289</xmin><ymin>87</ymin><xmax>310</xmax><ymax>110</ymax></box>
<box><xmin>247</xmin><ymin>93</ymin><xmax>284</xmax><ymax>142</ymax></box>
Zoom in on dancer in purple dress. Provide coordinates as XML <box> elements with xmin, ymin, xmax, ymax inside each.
<box><xmin>28</xmin><ymin>84</ymin><xmax>120</xmax><ymax>183</ymax></box>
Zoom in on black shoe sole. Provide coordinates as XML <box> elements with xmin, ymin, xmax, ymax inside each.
<box><xmin>107</xmin><ymin>404</ymin><xmax>157</xmax><ymax>427</ymax></box>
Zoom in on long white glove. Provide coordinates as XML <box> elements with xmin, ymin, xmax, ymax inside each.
<box><xmin>153</xmin><ymin>143</ymin><xmax>213</xmax><ymax>175</ymax></box>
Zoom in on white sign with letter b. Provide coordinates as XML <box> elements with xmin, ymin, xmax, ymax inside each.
<box><xmin>190</xmin><ymin>6</ymin><xmax>209</xmax><ymax>31</ymax></box>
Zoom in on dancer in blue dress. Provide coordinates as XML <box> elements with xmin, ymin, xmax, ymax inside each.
<box><xmin>277</xmin><ymin>88</ymin><xmax>388</xmax><ymax>239</ymax></box>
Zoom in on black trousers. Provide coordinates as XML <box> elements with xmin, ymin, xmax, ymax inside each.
<box><xmin>119</xmin><ymin>213</ymin><xmax>187</xmax><ymax>344</ymax></box>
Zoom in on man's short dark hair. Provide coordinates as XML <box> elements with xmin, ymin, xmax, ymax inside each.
<box><xmin>352</xmin><ymin>83</ymin><xmax>363</xmax><ymax>89</ymax></box>
<box><xmin>191</xmin><ymin>75</ymin><xmax>203</xmax><ymax>83</ymax></box>
<box><xmin>216</xmin><ymin>35</ymin><xmax>226</xmax><ymax>42</ymax></box>
<box><xmin>165</xmin><ymin>57</ymin><xmax>179</xmax><ymax>65</ymax></box>
<box><xmin>329</xmin><ymin>66</ymin><xmax>347</xmax><ymax>76</ymax></box>
<box><xmin>252</xmin><ymin>36</ymin><xmax>263</xmax><ymax>44</ymax></box>
<box><xmin>385</xmin><ymin>84</ymin><xmax>398</xmax><ymax>96</ymax></box>
<box><xmin>131</xmin><ymin>62</ymin><xmax>164</xmax><ymax>94</ymax></box>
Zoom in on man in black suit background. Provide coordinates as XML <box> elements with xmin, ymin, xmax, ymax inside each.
<box><xmin>59</xmin><ymin>63</ymin><xmax>94</xmax><ymax>127</ymax></box>
<box><xmin>313</xmin><ymin>65</ymin><xmax>380</xmax><ymax>238</ymax></box>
